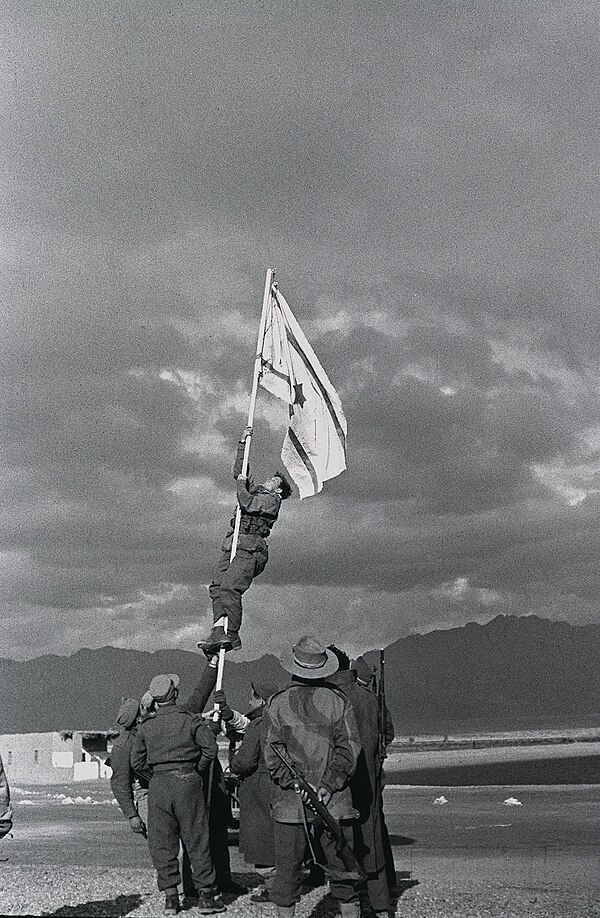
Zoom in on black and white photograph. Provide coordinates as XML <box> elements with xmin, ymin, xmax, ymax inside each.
<box><xmin>1</xmin><ymin>2</ymin><xmax>600</xmax><ymax>916</ymax></box>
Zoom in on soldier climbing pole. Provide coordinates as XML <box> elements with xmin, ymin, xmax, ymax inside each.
<box><xmin>213</xmin><ymin>268</ymin><xmax>275</xmax><ymax>707</ymax></box>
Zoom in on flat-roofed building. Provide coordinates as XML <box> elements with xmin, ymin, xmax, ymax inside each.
<box><xmin>0</xmin><ymin>731</ymin><xmax>116</xmax><ymax>784</ymax></box>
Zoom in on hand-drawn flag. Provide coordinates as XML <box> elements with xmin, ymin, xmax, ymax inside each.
<box><xmin>259</xmin><ymin>284</ymin><xmax>347</xmax><ymax>498</ymax></box>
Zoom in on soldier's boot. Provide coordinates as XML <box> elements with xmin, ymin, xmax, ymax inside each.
<box><xmin>338</xmin><ymin>903</ymin><xmax>360</xmax><ymax>918</ymax></box>
<box><xmin>180</xmin><ymin>888</ymin><xmax>199</xmax><ymax>909</ymax></box>
<box><xmin>217</xmin><ymin>879</ymin><xmax>248</xmax><ymax>895</ymax></box>
<box><xmin>163</xmin><ymin>887</ymin><xmax>180</xmax><ymax>915</ymax></box>
<box><xmin>276</xmin><ymin>907</ymin><xmax>296</xmax><ymax>918</ymax></box>
<box><xmin>197</xmin><ymin>626</ymin><xmax>241</xmax><ymax>653</ymax></box>
<box><xmin>196</xmin><ymin>888</ymin><xmax>226</xmax><ymax>914</ymax></box>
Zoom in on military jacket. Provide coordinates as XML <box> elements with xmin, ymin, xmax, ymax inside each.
<box><xmin>131</xmin><ymin>703</ymin><xmax>218</xmax><ymax>777</ymax></box>
<box><xmin>225</xmin><ymin>441</ymin><xmax>281</xmax><ymax>540</ymax></box>
<box><xmin>109</xmin><ymin>726</ymin><xmax>149</xmax><ymax>820</ymax></box>
<box><xmin>329</xmin><ymin>669</ymin><xmax>394</xmax><ymax>873</ymax></box>
<box><xmin>230</xmin><ymin>706</ymin><xmax>275</xmax><ymax>864</ymax></box>
<box><xmin>262</xmin><ymin>681</ymin><xmax>360</xmax><ymax>824</ymax></box>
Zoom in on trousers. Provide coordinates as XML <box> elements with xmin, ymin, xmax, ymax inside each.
<box><xmin>381</xmin><ymin>806</ymin><xmax>396</xmax><ymax>892</ymax></box>
<box><xmin>366</xmin><ymin>867</ymin><xmax>391</xmax><ymax>912</ymax></box>
<box><xmin>137</xmin><ymin>784</ymin><xmax>196</xmax><ymax>895</ymax></box>
<box><xmin>181</xmin><ymin>760</ymin><xmax>232</xmax><ymax>891</ymax></box>
<box><xmin>271</xmin><ymin>821</ymin><xmax>359</xmax><ymax>908</ymax></box>
<box><xmin>209</xmin><ymin>542</ymin><xmax>268</xmax><ymax>633</ymax></box>
<box><xmin>147</xmin><ymin>770</ymin><xmax>215</xmax><ymax>893</ymax></box>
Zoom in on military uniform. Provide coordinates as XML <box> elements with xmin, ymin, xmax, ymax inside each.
<box><xmin>131</xmin><ymin>680</ymin><xmax>218</xmax><ymax>898</ymax></box>
<box><xmin>262</xmin><ymin>638</ymin><xmax>361</xmax><ymax>916</ymax></box>
<box><xmin>181</xmin><ymin>664</ymin><xmax>239</xmax><ymax>893</ymax></box>
<box><xmin>111</xmin><ymin>727</ymin><xmax>150</xmax><ymax>818</ymax></box>
<box><xmin>352</xmin><ymin>654</ymin><xmax>396</xmax><ymax>894</ymax></box>
<box><xmin>329</xmin><ymin>668</ymin><xmax>393</xmax><ymax>915</ymax></box>
<box><xmin>230</xmin><ymin>693</ymin><xmax>277</xmax><ymax>869</ymax></box>
<box><xmin>110</xmin><ymin>698</ymin><xmax>149</xmax><ymax>828</ymax></box>
<box><xmin>208</xmin><ymin>440</ymin><xmax>282</xmax><ymax>635</ymax></box>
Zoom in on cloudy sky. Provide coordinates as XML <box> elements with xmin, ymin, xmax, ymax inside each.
<box><xmin>2</xmin><ymin>1</ymin><xmax>600</xmax><ymax>661</ymax></box>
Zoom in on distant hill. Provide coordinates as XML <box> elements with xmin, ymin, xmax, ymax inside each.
<box><xmin>364</xmin><ymin>614</ymin><xmax>600</xmax><ymax>732</ymax></box>
<box><xmin>2</xmin><ymin>615</ymin><xmax>600</xmax><ymax>734</ymax></box>
<box><xmin>0</xmin><ymin>647</ymin><xmax>289</xmax><ymax>734</ymax></box>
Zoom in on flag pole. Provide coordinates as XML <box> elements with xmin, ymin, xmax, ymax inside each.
<box><xmin>214</xmin><ymin>267</ymin><xmax>275</xmax><ymax>701</ymax></box>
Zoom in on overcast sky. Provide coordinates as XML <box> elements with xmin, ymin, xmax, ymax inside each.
<box><xmin>2</xmin><ymin>1</ymin><xmax>600</xmax><ymax>661</ymax></box>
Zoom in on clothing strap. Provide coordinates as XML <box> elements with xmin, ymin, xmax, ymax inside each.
<box><xmin>236</xmin><ymin>518</ymin><xmax>271</xmax><ymax>536</ymax></box>
<box><xmin>151</xmin><ymin>763</ymin><xmax>197</xmax><ymax>773</ymax></box>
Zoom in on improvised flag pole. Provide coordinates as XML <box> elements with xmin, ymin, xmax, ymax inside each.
<box><xmin>213</xmin><ymin>267</ymin><xmax>275</xmax><ymax>703</ymax></box>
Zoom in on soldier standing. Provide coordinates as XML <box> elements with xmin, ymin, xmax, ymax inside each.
<box><xmin>109</xmin><ymin>698</ymin><xmax>148</xmax><ymax>838</ymax></box>
<box><xmin>131</xmin><ymin>673</ymin><xmax>224</xmax><ymax>916</ymax></box>
<box><xmin>353</xmin><ymin>653</ymin><xmax>397</xmax><ymax>896</ymax></box>
<box><xmin>229</xmin><ymin>680</ymin><xmax>280</xmax><ymax>903</ymax></box>
<box><xmin>328</xmin><ymin>647</ymin><xmax>394</xmax><ymax>917</ymax></box>
<box><xmin>184</xmin><ymin>672</ymin><xmax>248</xmax><ymax>899</ymax></box>
<box><xmin>262</xmin><ymin>635</ymin><xmax>362</xmax><ymax>918</ymax></box>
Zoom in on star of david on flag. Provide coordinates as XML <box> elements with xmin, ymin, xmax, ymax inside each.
<box><xmin>259</xmin><ymin>284</ymin><xmax>347</xmax><ymax>498</ymax></box>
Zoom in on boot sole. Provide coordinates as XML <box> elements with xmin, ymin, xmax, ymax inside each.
<box><xmin>196</xmin><ymin>642</ymin><xmax>241</xmax><ymax>653</ymax></box>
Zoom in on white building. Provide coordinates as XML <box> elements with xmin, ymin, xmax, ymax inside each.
<box><xmin>0</xmin><ymin>731</ymin><xmax>116</xmax><ymax>784</ymax></box>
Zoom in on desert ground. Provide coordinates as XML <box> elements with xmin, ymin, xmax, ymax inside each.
<box><xmin>2</xmin><ymin>744</ymin><xmax>600</xmax><ymax>918</ymax></box>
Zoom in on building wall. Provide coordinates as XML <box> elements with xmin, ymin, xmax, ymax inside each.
<box><xmin>0</xmin><ymin>731</ymin><xmax>115</xmax><ymax>784</ymax></box>
<box><xmin>0</xmin><ymin>732</ymin><xmax>73</xmax><ymax>784</ymax></box>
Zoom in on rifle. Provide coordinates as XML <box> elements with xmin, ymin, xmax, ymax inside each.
<box><xmin>270</xmin><ymin>744</ymin><xmax>367</xmax><ymax>882</ymax></box>
<box><xmin>377</xmin><ymin>649</ymin><xmax>387</xmax><ymax>766</ymax></box>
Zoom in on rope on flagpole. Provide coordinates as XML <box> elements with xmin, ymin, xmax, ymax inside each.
<box><xmin>213</xmin><ymin>267</ymin><xmax>275</xmax><ymax>707</ymax></box>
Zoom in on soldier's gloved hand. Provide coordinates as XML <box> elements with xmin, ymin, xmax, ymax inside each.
<box><xmin>207</xmin><ymin>718</ymin><xmax>222</xmax><ymax>735</ymax></box>
<box><xmin>213</xmin><ymin>690</ymin><xmax>234</xmax><ymax>723</ymax></box>
<box><xmin>317</xmin><ymin>787</ymin><xmax>332</xmax><ymax>807</ymax></box>
<box><xmin>129</xmin><ymin>815</ymin><xmax>146</xmax><ymax>836</ymax></box>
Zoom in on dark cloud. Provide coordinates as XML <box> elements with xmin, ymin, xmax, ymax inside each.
<box><xmin>2</xmin><ymin>1</ymin><xmax>600</xmax><ymax>659</ymax></box>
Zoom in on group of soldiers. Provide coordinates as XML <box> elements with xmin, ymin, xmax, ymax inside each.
<box><xmin>110</xmin><ymin>637</ymin><xmax>395</xmax><ymax>917</ymax></box>
<box><xmin>2</xmin><ymin>432</ymin><xmax>396</xmax><ymax>917</ymax></box>
<box><xmin>108</xmin><ymin>431</ymin><xmax>397</xmax><ymax>916</ymax></box>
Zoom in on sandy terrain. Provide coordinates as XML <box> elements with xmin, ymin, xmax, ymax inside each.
<box><xmin>1</xmin><ymin>778</ymin><xmax>600</xmax><ymax>916</ymax></box>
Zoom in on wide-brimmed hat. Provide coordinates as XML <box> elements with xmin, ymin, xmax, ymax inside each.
<box><xmin>148</xmin><ymin>673</ymin><xmax>180</xmax><ymax>703</ymax></box>
<box><xmin>280</xmin><ymin>636</ymin><xmax>339</xmax><ymax>680</ymax></box>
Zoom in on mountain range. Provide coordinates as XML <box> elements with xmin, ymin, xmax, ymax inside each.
<box><xmin>2</xmin><ymin>614</ymin><xmax>600</xmax><ymax>734</ymax></box>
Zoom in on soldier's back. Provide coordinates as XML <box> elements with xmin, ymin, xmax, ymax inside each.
<box><xmin>141</xmin><ymin>704</ymin><xmax>204</xmax><ymax>766</ymax></box>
